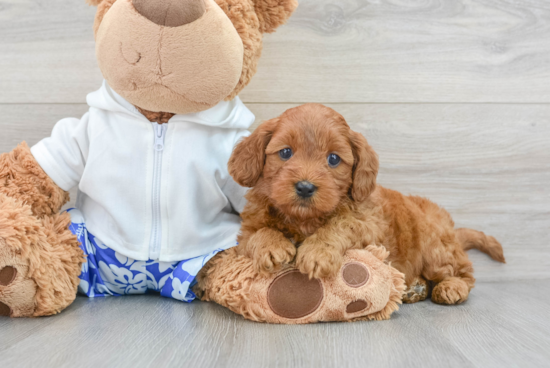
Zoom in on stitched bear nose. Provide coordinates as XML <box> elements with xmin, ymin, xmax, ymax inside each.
<box><xmin>132</xmin><ymin>0</ymin><xmax>206</xmax><ymax>27</ymax></box>
<box><xmin>295</xmin><ymin>181</ymin><xmax>317</xmax><ymax>199</ymax></box>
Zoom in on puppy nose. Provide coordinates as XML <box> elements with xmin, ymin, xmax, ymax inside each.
<box><xmin>295</xmin><ymin>181</ymin><xmax>317</xmax><ymax>199</ymax></box>
<box><xmin>132</xmin><ymin>0</ymin><xmax>206</xmax><ymax>27</ymax></box>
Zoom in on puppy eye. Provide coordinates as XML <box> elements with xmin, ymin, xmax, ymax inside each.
<box><xmin>279</xmin><ymin>148</ymin><xmax>293</xmax><ymax>161</ymax></box>
<box><xmin>327</xmin><ymin>153</ymin><xmax>341</xmax><ymax>168</ymax></box>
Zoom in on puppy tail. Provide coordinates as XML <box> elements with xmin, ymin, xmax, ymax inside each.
<box><xmin>456</xmin><ymin>228</ymin><xmax>505</xmax><ymax>263</ymax></box>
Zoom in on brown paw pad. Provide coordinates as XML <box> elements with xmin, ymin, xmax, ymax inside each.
<box><xmin>0</xmin><ymin>302</ymin><xmax>11</xmax><ymax>316</ymax></box>
<box><xmin>342</xmin><ymin>262</ymin><xmax>369</xmax><ymax>288</ymax></box>
<box><xmin>267</xmin><ymin>270</ymin><xmax>323</xmax><ymax>319</ymax></box>
<box><xmin>0</xmin><ymin>266</ymin><xmax>17</xmax><ymax>286</ymax></box>
<box><xmin>346</xmin><ymin>299</ymin><xmax>369</xmax><ymax>313</ymax></box>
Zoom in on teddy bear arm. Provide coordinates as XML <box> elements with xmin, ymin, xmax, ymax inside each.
<box><xmin>252</xmin><ymin>0</ymin><xmax>298</xmax><ymax>33</ymax></box>
<box><xmin>0</xmin><ymin>142</ymin><xmax>69</xmax><ymax>218</ymax></box>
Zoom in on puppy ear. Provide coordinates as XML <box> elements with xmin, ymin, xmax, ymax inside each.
<box><xmin>252</xmin><ymin>0</ymin><xmax>298</xmax><ymax>33</ymax></box>
<box><xmin>86</xmin><ymin>0</ymin><xmax>103</xmax><ymax>5</ymax></box>
<box><xmin>349</xmin><ymin>131</ymin><xmax>379</xmax><ymax>202</ymax></box>
<box><xmin>228</xmin><ymin>118</ymin><xmax>279</xmax><ymax>187</ymax></box>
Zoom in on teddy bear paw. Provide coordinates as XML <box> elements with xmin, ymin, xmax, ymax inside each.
<box><xmin>0</xmin><ymin>263</ymin><xmax>37</xmax><ymax>317</ymax></box>
<box><xmin>0</xmin><ymin>266</ymin><xmax>17</xmax><ymax>315</ymax></box>
<box><xmin>258</xmin><ymin>247</ymin><xmax>406</xmax><ymax>323</ymax></box>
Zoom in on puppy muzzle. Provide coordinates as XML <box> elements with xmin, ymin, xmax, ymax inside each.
<box><xmin>295</xmin><ymin>181</ymin><xmax>317</xmax><ymax>199</ymax></box>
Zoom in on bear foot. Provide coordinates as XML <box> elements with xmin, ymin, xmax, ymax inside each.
<box><xmin>197</xmin><ymin>245</ymin><xmax>406</xmax><ymax>324</ymax></box>
<box><xmin>0</xmin><ymin>263</ymin><xmax>38</xmax><ymax>317</ymax></box>
<box><xmin>0</xmin><ymin>193</ymin><xmax>84</xmax><ymax>318</ymax></box>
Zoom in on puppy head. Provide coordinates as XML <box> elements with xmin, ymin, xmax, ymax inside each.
<box><xmin>229</xmin><ymin>104</ymin><xmax>379</xmax><ymax>220</ymax></box>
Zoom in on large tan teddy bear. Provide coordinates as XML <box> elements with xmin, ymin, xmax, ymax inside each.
<box><xmin>0</xmin><ymin>0</ymin><xmax>406</xmax><ymax>323</ymax></box>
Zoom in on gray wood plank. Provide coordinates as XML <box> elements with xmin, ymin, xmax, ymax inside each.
<box><xmin>0</xmin><ymin>281</ymin><xmax>549</xmax><ymax>368</ymax></box>
<box><xmin>1</xmin><ymin>0</ymin><xmax>550</xmax><ymax>104</ymax></box>
<box><xmin>1</xmin><ymin>103</ymin><xmax>549</xmax><ymax>281</ymax></box>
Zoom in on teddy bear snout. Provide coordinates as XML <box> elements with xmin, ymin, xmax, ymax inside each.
<box><xmin>132</xmin><ymin>0</ymin><xmax>206</xmax><ymax>27</ymax></box>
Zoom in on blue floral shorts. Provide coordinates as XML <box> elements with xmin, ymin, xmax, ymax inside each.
<box><xmin>67</xmin><ymin>209</ymin><xmax>222</xmax><ymax>302</ymax></box>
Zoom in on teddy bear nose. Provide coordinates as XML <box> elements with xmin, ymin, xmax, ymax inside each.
<box><xmin>132</xmin><ymin>0</ymin><xmax>206</xmax><ymax>27</ymax></box>
<box><xmin>295</xmin><ymin>181</ymin><xmax>317</xmax><ymax>199</ymax></box>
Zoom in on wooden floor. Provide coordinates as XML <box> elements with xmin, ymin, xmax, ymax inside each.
<box><xmin>1</xmin><ymin>281</ymin><xmax>549</xmax><ymax>368</ymax></box>
<box><xmin>1</xmin><ymin>0</ymin><xmax>550</xmax><ymax>367</ymax></box>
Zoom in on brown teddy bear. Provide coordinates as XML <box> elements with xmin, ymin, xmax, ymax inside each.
<box><xmin>0</xmin><ymin>0</ymin><xmax>406</xmax><ymax>323</ymax></box>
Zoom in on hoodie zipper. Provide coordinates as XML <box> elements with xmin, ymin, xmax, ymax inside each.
<box><xmin>149</xmin><ymin>122</ymin><xmax>167</xmax><ymax>260</ymax></box>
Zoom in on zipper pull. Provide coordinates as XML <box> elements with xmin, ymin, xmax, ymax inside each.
<box><xmin>154</xmin><ymin>123</ymin><xmax>167</xmax><ymax>152</ymax></box>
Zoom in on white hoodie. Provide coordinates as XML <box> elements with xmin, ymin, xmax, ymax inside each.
<box><xmin>31</xmin><ymin>81</ymin><xmax>254</xmax><ymax>262</ymax></box>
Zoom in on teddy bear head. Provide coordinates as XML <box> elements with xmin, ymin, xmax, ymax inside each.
<box><xmin>87</xmin><ymin>0</ymin><xmax>297</xmax><ymax>114</ymax></box>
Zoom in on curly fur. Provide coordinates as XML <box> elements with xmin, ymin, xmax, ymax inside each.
<box><xmin>136</xmin><ymin>107</ymin><xmax>175</xmax><ymax>124</ymax></box>
<box><xmin>196</xmin><ymin>248</ymin><xmax>269</xmax><ymax>321</ymax></box>
<box><xmin>228</xmin><ymin>104</ymin><xmax>505</xmax><ymax>305</ymax></box>
<box><xmin>253</xmin><ymin>0</ymin><xmax>297</xmax><ymax>33</ymax></box>
<box><xmin>0</xmin><ymin>194</ymin><xmax>83</xmax><ymax>317</ymax></box>
<box><xmin>0</xmin><ymin>142</ymin><xmax>69</xmax><ymax>218</ymax></box>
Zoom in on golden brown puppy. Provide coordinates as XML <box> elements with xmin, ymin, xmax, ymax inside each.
<box><xmin>228</xmin><ymin>104</ymin><xmax>505</xmax><ymax>305</ymax></box>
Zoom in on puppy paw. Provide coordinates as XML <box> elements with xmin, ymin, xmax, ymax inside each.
<box><xmin>402</xmin><ymin>277</ymin><xmax>429</xmax><ymax>304</ymax></box>
<box><xmin>431</xmin><ymin>277</ymin><xmax>470</xmax><ymax>305</ymax></box>
<box><xmin>253</xmin><ymin>239</ymin><xmax>296</xmax><ymax>275</ymax></box>
<box><xmin>296</xmin><ymin>241</ymin><xmax>343</xmax><ymax>279</ymax></box>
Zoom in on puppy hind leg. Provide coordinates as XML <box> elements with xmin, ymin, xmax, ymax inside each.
<box><xmin>431</xmin><ymin>277</ymin><xmax>472</xmax><ymax>305</ymax></box>
<box><xmin>387</xmin><ymin>258</ymin><xmax>428</xmax><ymax>304</ymax></box>
<box><xmin>423</xmin><ymin>239</ymin><xmax>475</xmax><ymax>305</ymax></box>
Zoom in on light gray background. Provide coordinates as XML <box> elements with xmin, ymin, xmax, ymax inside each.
<box><xmin>1</xmin><ymin>0</ymin><xmax>549</xmax><ymax>367</ymax></box>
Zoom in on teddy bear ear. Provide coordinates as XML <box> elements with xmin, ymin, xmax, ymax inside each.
<box><xmin>86</xmin><ymin>0</ymin><xmax>103</xmax><ymax>6</ymax></box>
<box><xmin>253</xmin><ymin>0</ymin><xmax>298</xmax><ymax>33</ymax></box>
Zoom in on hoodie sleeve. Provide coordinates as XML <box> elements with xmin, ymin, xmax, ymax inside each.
<box><xmin>30</xmin><ymin>113</ymin><xmax>91</xmax><ymax>191</ymax></box>
<box><xmin>221</xmin><ymin>129</ymin><xmax>251</xmax><ymax>214</ymax></box>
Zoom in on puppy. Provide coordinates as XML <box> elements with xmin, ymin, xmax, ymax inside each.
<box><xmin>228</xmin><ymin>104</ymin><xmax>505</xmax><ymax>305</ymax></box>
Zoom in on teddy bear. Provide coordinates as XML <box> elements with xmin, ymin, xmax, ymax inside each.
<box><xmin>0</xmin><ymin>0</ymin><xmax>406</xmax><ymax>323</ymax></box>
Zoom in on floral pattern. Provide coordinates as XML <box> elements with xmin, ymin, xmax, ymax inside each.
<box><xmin>67</xmin><ymin>209</ymin><xmax>224</xmax><ymax>302</ymax></box>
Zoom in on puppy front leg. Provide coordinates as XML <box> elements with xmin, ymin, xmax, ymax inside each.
<box><xmin>295</xmin><ymin>230</ymin><xmax>346</xmax><ymax>279</ymax></box>
<box><xmin>247</xmin><ymin>228</ymin><xmax>296</xmax><ymax>275</ymax></box>
<box><xmin>295</xmin><ymin>213</ymin><xmax>375</xmax><ymax>279</ymax></box>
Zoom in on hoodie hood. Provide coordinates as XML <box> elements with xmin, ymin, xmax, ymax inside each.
<box><xmin>86</xmin><ymin>80</ymin><xmax>255</xmax><ymax>130</ymax></box>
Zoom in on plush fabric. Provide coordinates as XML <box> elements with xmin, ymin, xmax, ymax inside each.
<box><xmin>0</xmin><ymin>143</ymin><xmax>69</xmax><ymax>218</ymax></box>
<box><xmin>92</xmin><ymin>0</ymin><xmax>298</xmax><ymax>108</ymax></box>
<box><xmin>0</xmin><ymin>0</ymin><xmax>304</xmax><ymax>321</ymax></box>
<box><xmin>132</xmin><ymin>0</ymin><xmax>207</xmax><ymax>27</ymax></box>
<box><xmin>136</xmin><ymin>107</ymin><xmax>175</xmax><ymax>124</ymax></box>
<box><xmin>30</xmin><ymin>83</ymin><xmax>255</xmax><ymax>262</ymax></box>
<box><xmin>0</xmin><ymin>194</ymin><xmax>83</xmax><ymax>317</ymax></box>
<box><xmin>196</xmin><ymin>246</ymin><xmax>406</xmax><ymax>324</ymax></box>
<box><xmin>96</xmin><ymin>0</ymin><xmax>245</xmax><ymax>114</ymax></box>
